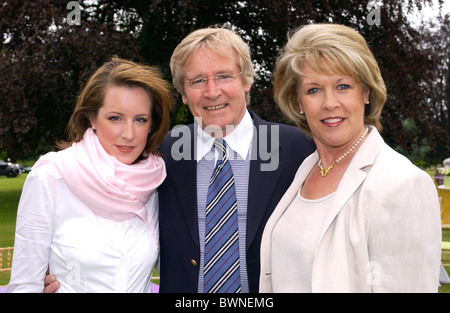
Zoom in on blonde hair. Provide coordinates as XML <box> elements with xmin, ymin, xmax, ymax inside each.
<box><xmin>60</xmin><ymin>57</ymin><xmax>173</xmax><ymax>158</ymax></box>
<box><xmin>170</xmin><ymin>26</ymin><xmax>256</xmax><ymax>104</ymax></box>
<box><xmin>274</xmin><ymin>23</ymin><xmax>386</xmax><ymax>135</ymax></box>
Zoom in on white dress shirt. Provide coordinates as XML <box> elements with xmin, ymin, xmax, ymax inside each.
<box><xmin>195</xmin><ymin>109</ymin><xmax>254</xmax><ymax>163</ymax></box>
<box><xmin>8</xmin><ymin>162</ymin><xmax>159</xmax><ymax>293</ymax></box>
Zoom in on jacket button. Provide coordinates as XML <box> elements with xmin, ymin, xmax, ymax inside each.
<box><xmin>191</xmin><ymin>259</ymin><xmax>198</xmax><ymax>266</ymax></box>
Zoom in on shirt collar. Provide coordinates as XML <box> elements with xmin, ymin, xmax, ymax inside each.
<box><xmin>195</xmin><ymin>110</ymin><xmax>254</xmax><ymax>162</ymax></box>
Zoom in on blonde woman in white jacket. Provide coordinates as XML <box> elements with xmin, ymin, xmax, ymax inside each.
<box><xmin>259</xmin><ymin>24</ymin><xmax>441</xmax><ymax>293</ymax></box>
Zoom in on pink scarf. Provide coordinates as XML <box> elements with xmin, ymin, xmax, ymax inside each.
<box><xmin>33</xmin><ymin>128</ymin><xmax>166</xmax><ymax>229</ymax></box>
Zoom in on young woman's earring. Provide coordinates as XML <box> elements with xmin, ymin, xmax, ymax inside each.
<box><xmin>299</xmin><ymin>101</ymin><xmax>305</xmax><ymax>115</ymax></box>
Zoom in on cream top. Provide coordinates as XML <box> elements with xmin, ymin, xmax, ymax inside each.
<box><xmin>271</xmin><ymin>189</ymin><xmax>335</xmax><ymax>292</ymax></box>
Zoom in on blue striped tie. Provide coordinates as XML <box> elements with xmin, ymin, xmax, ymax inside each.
<box><xmin>204</xmin><ymin>139</ymin><xmax>241</xmax><ymax>293</ymax></box>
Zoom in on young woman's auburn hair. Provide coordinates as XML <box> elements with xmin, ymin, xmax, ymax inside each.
<box><xmin>59</xmin><ymin>57</ymin><xmax>173</xmax><ymax>158</ymax></box>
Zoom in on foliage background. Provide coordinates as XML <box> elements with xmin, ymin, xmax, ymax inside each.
<box><xmin>0</xmin><ymin>0</ymin><xmax>448</xmax><ymax>164</ymax></box>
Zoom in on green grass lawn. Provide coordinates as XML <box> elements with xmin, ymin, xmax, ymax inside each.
<box><xmin>0</xmin><ymin>174</ymin><xmax>26</xmax><ymax>286</ymax></box>
<box><xmin>0</xmin><ymin>174</ymin><xmax>26</xmax><ymax>247</ymax></box>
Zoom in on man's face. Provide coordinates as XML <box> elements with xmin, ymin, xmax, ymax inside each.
<box><xmin>181</xmin><ymin>46</ymin><xmax>251</xmax><ymax>138</ymax></box>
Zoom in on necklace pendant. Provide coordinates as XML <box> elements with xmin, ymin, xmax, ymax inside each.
<box><xmin>318</xmin><ymin>162</ymin><xmax>335</xmax><ymax>177</ymax></box>
<box><xmin>317</xmin><ymin>127</ymin><xmax>369</xmax><ymax>178</ymax></box>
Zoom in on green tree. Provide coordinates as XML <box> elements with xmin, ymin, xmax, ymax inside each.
<box><xmin>1</xmin><ymin>0</ymin><xmax>448</xmax><ymax>163</ymax></box>
<box><xmin>0</xmin><ymin>0</ymin><xmax>140</xmax><ymax>160</ymax></box>
<box><xmin>418</xmin><ymin>13</ymin><xmax>450</xmax><ymax>161</ymax></box>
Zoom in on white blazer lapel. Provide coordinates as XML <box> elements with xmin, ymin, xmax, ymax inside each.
<box><xmin>316</xmin><ymin>126</ymin><xmax>384</xmax><ymax>241</ymax></box>
<box><xmin>268</xmin><ymin>151</ymin><xmax>319</xmax><ymax>220</ymax></box>
<box><xmin>259</xmin><ymin>151</ymin><xmax>319</xmax><ymax>292</ymax></box>
<box><xmin>311</xmin><ymin>127</ymin><xmax>385</xmax><ymax>291</ymax></box>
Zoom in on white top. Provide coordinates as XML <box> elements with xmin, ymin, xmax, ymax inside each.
<box><xmin>271</xmin><ymin>190</ymin><xmax>334</xmax><ymax>292</ymax></box>
<box><xmin>8</xmin><ymin>163</ymin><xmax>159</xmax><ymax>293</ymax></box>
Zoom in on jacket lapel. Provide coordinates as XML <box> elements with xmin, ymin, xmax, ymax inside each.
<box><xmin>310</xmin><ymin>127</ymin><xmax>385</xmax><ymax>291</ymax></box>
<box><xmin>316</xmin><ymin>126</ymin><xmax>384</xmax><ymax>245</ymax></box>
<box><xmin>246</xmin><ymin>112</ymin><xmax>284</xmax><ymax>250</ymax></box>
<box><xmin>164</xmin><ymin>124</ymin><xmax>199</xmax><ymax>247</ymax></box>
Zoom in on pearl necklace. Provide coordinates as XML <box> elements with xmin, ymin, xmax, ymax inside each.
<box><xmin>317</xmin><ymin>127</ymin><xmax>369</xmax><ymax>177</ymax></box>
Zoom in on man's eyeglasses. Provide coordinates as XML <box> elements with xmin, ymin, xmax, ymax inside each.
<box><xmin>185</xmin><ymin>72</ymin><xmax>242</xmax><ymax>90</ymax></box>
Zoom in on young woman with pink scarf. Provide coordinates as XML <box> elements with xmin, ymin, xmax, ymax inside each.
<box><xmin>8</xmin><ymin>57</ymin><xmax>172</xmax><ymax>292</ymax></box>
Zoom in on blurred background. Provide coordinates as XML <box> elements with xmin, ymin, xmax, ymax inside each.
<box><xmin>0</xmin><ymin>0</ymin><xmax>449</xmax><ymax>166</ymax></box>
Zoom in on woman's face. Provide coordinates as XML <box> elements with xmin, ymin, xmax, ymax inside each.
<box><xmin>297</xmin><ymin>63</ymin><xmax>369</xmax><ymax>152</ymax></box>
<box><xmin>90</xmin><ymin>86</ymin><xmax>152</xmax><ymax>165</ymax></box>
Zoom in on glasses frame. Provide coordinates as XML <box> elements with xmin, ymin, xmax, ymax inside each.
<box><xmin>185</xmin><ymin>71</ymin><xmax>243</xmax><ymax>90</ymax></box>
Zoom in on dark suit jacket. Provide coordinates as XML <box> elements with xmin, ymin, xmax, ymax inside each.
<box><xmin>158</xmin><ymin>111</ymin><xmax>315</xmax><ymax>293</ymax></box>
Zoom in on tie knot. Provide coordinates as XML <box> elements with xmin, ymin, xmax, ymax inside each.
<box><xmin>213</xmin><ymin>139</ymin><xmax>227</xmax><ymax>159</ymax></box>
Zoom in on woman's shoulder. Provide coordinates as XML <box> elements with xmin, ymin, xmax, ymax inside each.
<box><xmin>29</xmin><ymin>151</ymin><xmax>63</xmax><ymax>180</ymax></box>
<box><xmin>370</xmin><ymin>142</ymin><xmax>433</xmax><ymax>186</ymax></box>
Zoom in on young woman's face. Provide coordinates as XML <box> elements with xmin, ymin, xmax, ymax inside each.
<box><xmin>90</xmin><ymin>86</ymin><xmax>152</xmax><ymax>165</ymax></box>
